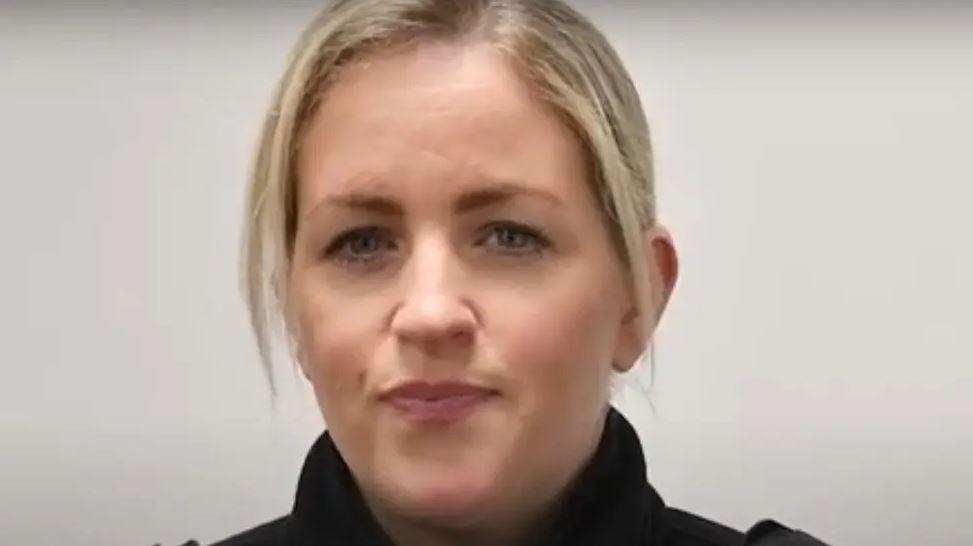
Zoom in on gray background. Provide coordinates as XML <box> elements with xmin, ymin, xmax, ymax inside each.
<box><xmin>1</xmin><ymin>1</ymin><xmax>971</xmax><ymax>544</ymax></box>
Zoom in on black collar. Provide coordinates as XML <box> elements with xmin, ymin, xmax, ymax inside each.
<box><xmin>290</xmin><ymin>407</ymin><xmax>669</xmax><ymax>546</ymax></box>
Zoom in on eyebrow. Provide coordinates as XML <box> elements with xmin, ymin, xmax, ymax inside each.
<box><xmin>323</xmin><ymin>193</ymin><xmax>404</xmax><ymax>216</ymax></box>
<box><xmin>307</xmin><ymin>179</ymin><xmax>562</xmax><ymax>220</ymax></box>
<box><xmin>454</xmin><ymin>181</ymin><xmax>563</xmax><ymax>212</ymax></box>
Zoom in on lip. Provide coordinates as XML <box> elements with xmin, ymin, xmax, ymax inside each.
<box><xmin>379</xmin><ymin>381</ymin><xmax>498</xmax><ymax>424</ymax></box>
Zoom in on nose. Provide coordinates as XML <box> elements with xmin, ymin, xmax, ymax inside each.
<box><xmin>389</xmin><ymin>236</ymin><xmax>477</xmax><ymax>354</ymax></box>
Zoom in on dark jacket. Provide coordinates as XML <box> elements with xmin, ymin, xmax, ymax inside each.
<box><xmin>170</xmin><ymin>408</ymin><xmax>827</xmax><ymax>546</ymax></box>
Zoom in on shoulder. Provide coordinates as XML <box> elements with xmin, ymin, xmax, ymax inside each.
<box><xmin>663</xmin><ymin>507</ymin><xmax>745</xmax><ymax>545</ymax></box>
<box><xmin>662</xmin><ymin>508</ymin><xmax>830</xmax><ymax>546</ymax></box>
<box><xmin>207</xmin><ymin>515</ymin><xmax>293</xmax><ymax>546</ymax></box>
<box><xmin>743</xmin><ymin>519</ymin><xmax>830</xmax><ymax>545</ymax></box>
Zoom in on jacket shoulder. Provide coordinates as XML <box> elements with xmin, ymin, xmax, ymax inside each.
<box><xmin>208</xmin><ymin>515</ymin><xmax>292</xmax><ymax>546</ymax></box>
<box><xmin>662</xmin><ymin>509</ymin><xmax>829</xmax><ymax>546</ymax></box>
<box><xmin>664</xmin><ymin>507</ymin><xmax>745</xmax><ymax>545</ymax></box>
<box><xmin>744</xmin><ymin>519</ymin><xmax>829</xmax><ymax>545</ymax></box>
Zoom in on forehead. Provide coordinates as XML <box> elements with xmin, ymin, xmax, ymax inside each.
<box><xmin>296</xmin><ymin>40</ymin><xmax>592</xmax><ymax>210</ymax></box>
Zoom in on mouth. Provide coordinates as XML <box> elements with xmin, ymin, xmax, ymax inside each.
<box><xmin>378</xmin><ymin>381</ymin><xmax>499</xmax><ymax>424</ymax></box>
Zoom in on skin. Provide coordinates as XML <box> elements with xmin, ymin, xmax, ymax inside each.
<box><xmin>287</xmin><ymin>40</ymin><xmax>678</xmax><ymax>546</ymax></box>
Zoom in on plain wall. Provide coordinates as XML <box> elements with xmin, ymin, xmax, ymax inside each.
<box><xmin>1</xmin><ymin>1</ymin><xmax>970</xmax><ymax>544</ymax></box>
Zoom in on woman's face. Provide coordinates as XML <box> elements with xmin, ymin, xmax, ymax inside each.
<box><xmin>289</xmin><ymin>41</ymin><xmax>642</xmax><ymax>526</ymax></box>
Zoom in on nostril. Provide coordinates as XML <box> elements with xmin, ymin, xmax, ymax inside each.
<box><xmin>447</xmin><ymin>327</ymin><xmax>474</xmax><ymax>342</ymax></box>
<box><xmin>389</xmin><ymin>295</ymin><xmax>477</xmax><ymax>343</ymax></box>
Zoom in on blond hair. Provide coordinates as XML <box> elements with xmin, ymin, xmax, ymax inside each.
<box><xmin>243</xmin><ymin>0</ymin><xmax>660</xmax><ymax>394</ymax></box>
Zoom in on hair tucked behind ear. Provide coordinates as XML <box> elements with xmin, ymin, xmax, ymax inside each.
<box><xmin>242</xmin><ymin>0</ymin><xmax>660</xmax><ymax>395</ymax></box>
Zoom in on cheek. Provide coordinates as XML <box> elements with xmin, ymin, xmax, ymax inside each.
<box><xmin>488</xmin><ymin>261</ymin><xmax>621</xmax><ymax>407</ymax></box>
<box><xmin>292</xmin><ymin>278</ymin><xmax>380</xmax><ymax>413</ymax></box>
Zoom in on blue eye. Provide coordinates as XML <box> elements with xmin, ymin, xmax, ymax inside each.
<box><xmin>324</xmin><ymin>227</ymin><xmax>395</xmax><ymax>264</ymax></box>
<box><xmin>479</xmin><ymin>222</ymin><xmax>549</xmax><ymax>254</ymax></box>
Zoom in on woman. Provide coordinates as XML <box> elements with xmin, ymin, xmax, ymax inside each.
<box><xmin>182</xmin><ymin>1</ymin><xmax>828</xmax><ymax>545</ymax></box>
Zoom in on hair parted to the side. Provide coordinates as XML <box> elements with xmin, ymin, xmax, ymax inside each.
<box><xmin>242</xmin><ymin>0</ymin><xmax>661</xmax><ymax>395</ymax></box>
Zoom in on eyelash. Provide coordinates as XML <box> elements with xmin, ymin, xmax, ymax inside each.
<box><xmin>322</xmin><ymin>226</ymin><xmax>394</xmax><ymax>265</ymax></box>
<box><xmin>475</xmin><ymin>221</ymin><xmax>551</xmax><ymax>255</ymax></box>
<box><xmin>321</xmin><ymin>222</ymin><xmax>551</xmax><ymax>266</ymax></box>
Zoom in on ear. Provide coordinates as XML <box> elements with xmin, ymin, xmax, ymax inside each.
<box><xmin>612</xmin><ymin>224</ymin><xmax>679</xmax><ymax>372</ymax></box>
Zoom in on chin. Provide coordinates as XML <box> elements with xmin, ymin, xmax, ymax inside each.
<box><xmin>386</xmin><ymin>460</ymin><xmax>502</xmax><ymax>522</ymax></box>
<box><xmin>363</xmin><ymin>403</ymin><xmax>517</xmax><ymax>522</ymax></box>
